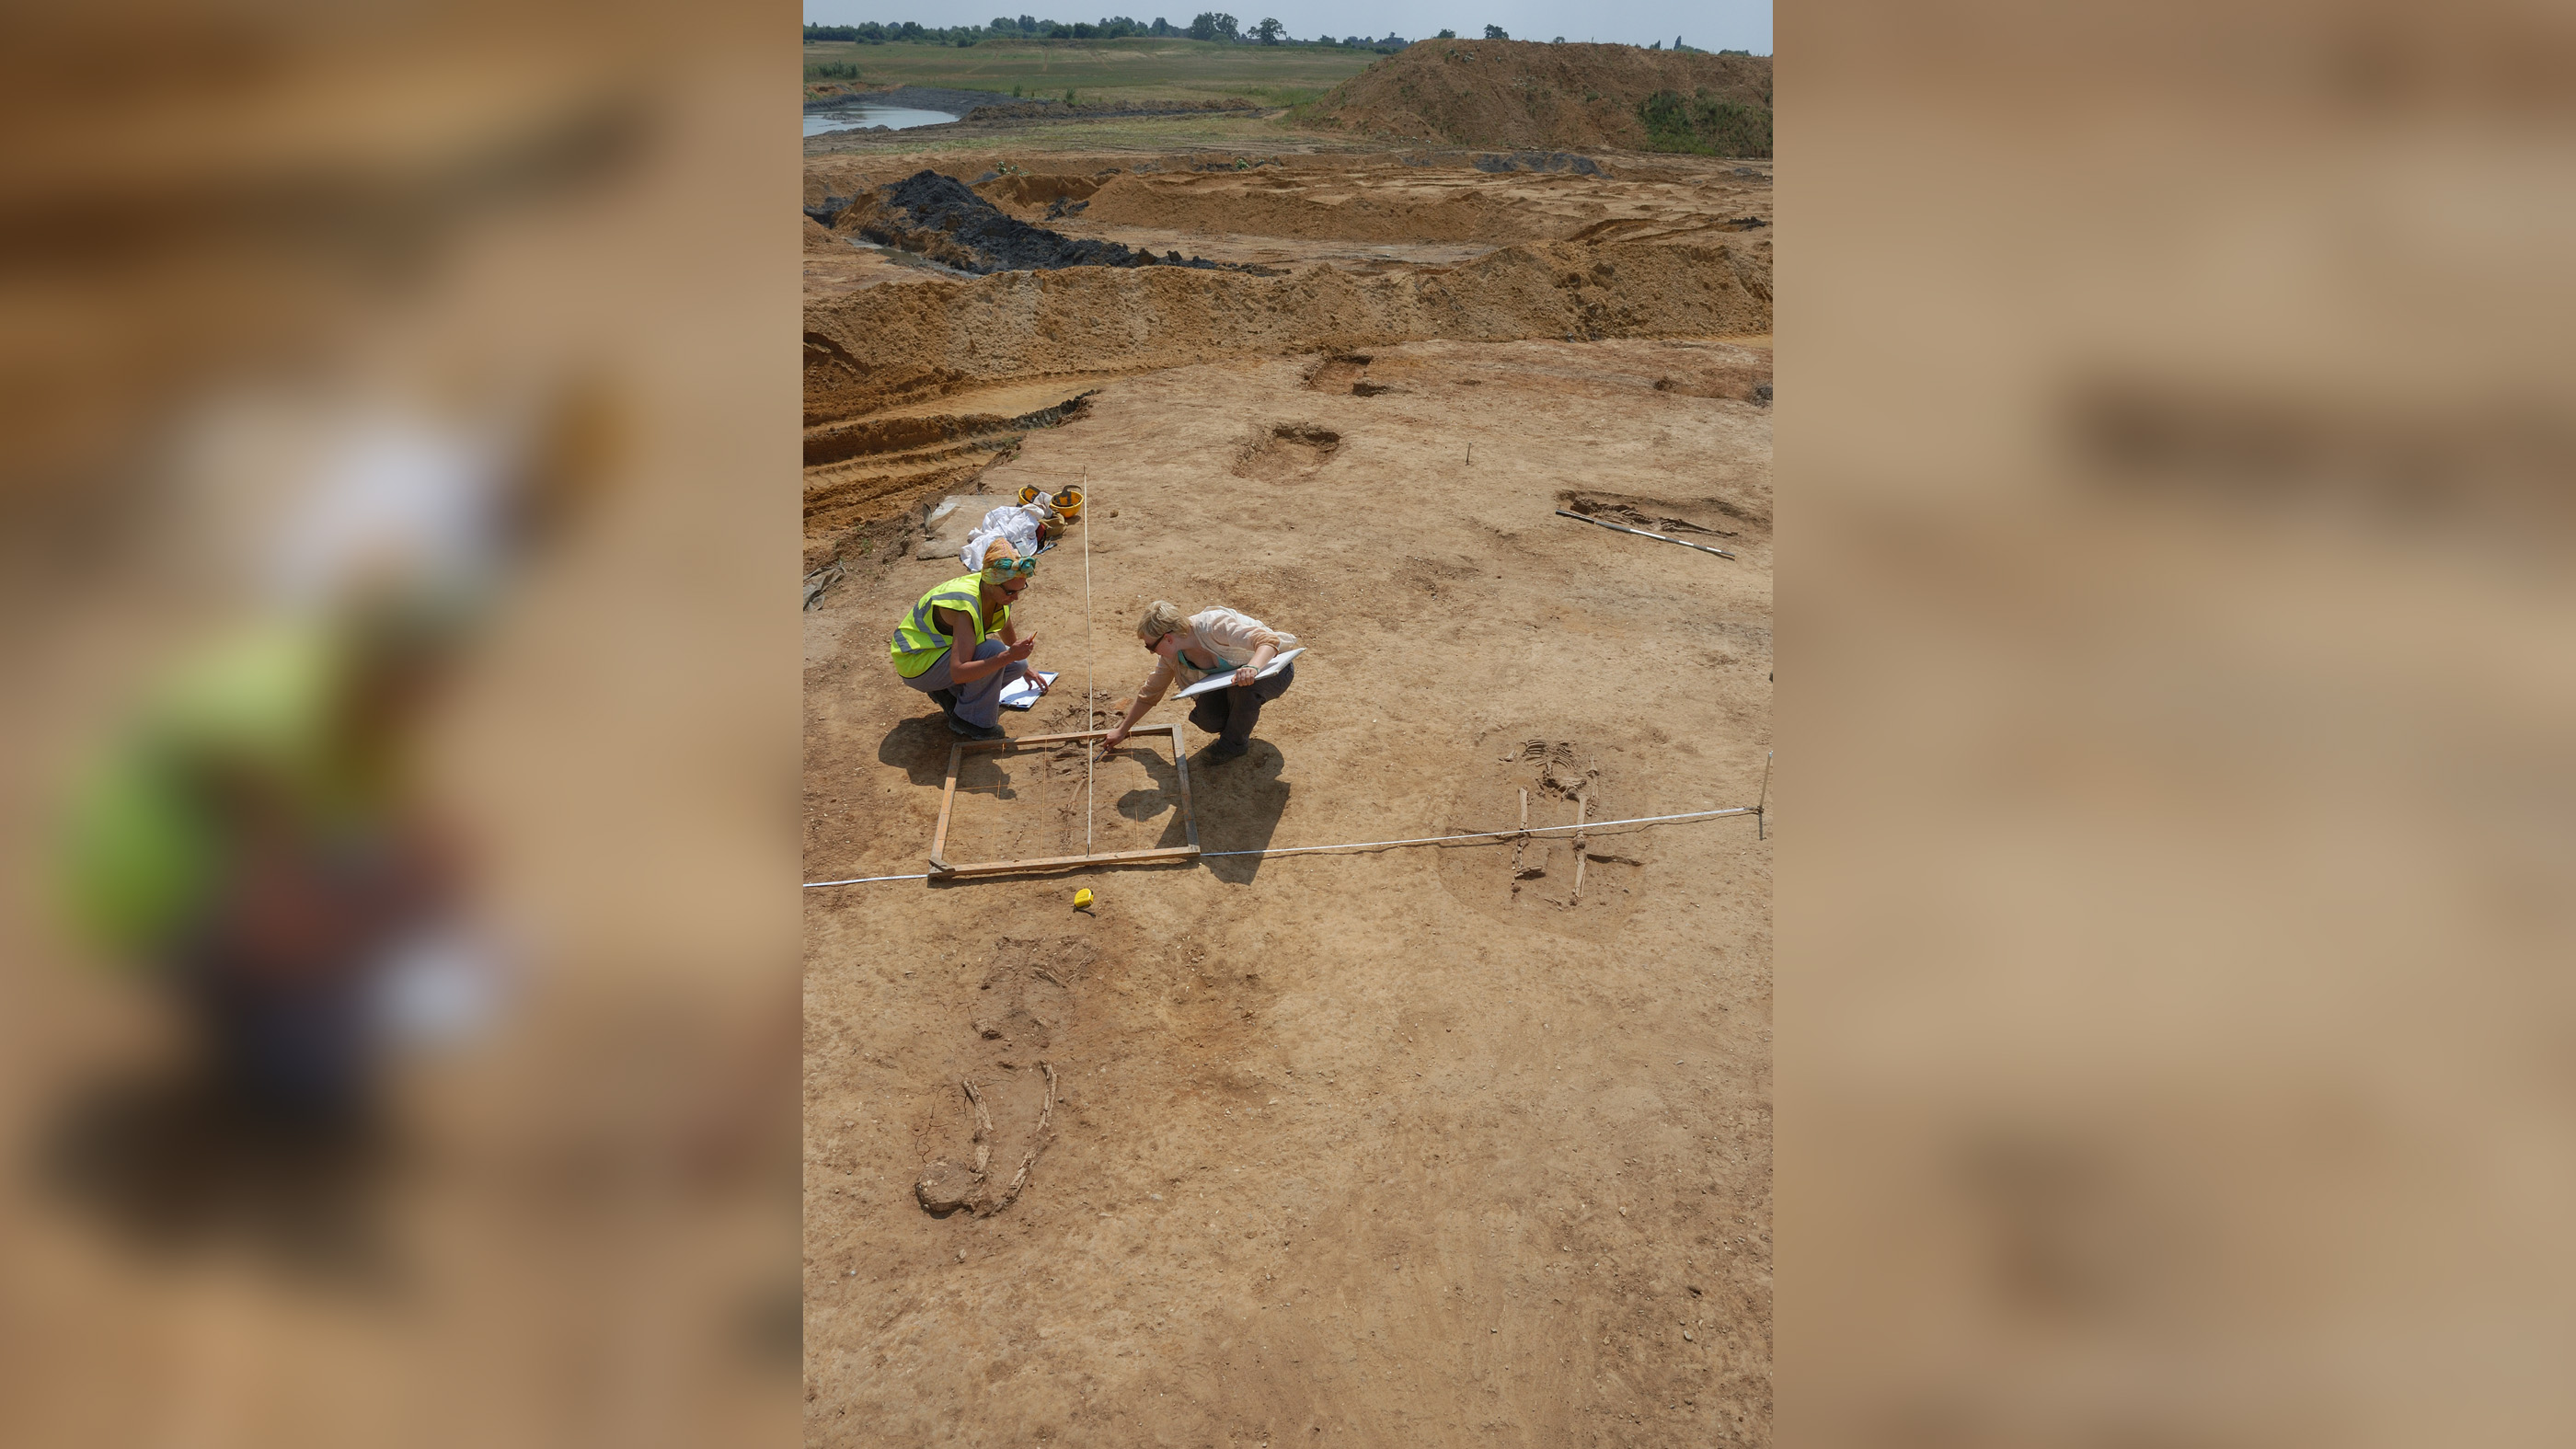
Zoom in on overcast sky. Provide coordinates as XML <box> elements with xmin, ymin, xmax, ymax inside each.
<box><xmin>802</xmin><ymin>2</ymin><xmax>1768</xmax><ymax>55</ymax></box>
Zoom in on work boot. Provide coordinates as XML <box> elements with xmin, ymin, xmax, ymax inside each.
<box><xmin>1202</xmin><ymin>740</ymin><xmax>1249</xmax><ymax>764</ymax></box>
<box><xmin>949</xmin><ymin>718</ymin><xmax>1006</xmax><ymax>742</ymax></box>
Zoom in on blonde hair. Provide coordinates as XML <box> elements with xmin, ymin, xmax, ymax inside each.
<box><xmin>1135</xmin><ymin>600</ymin><xmax>1186</xmax><ymax>639</ymax></box>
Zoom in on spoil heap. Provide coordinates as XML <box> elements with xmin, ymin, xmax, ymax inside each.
<box><xmin>1309</xmin><ymin>40</ymin><xmax>1771</xmax><ymax>154</ymax></box>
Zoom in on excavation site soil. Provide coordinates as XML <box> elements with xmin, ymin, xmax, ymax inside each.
<box><xmin>803</xmin><ymin>49</ymin><xmax>1771</xmax><ymax>1445</ymax></box>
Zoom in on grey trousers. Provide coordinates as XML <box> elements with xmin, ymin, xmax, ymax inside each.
<box><xmin>901</xmin><ymin>638</ymin><xmax>1025</xmax><ymax>727</ymax></box>
<box><xmin>1185</xmin><ymin>661</ymin><xmax>1294</xmax><ymax>749</ymax></box>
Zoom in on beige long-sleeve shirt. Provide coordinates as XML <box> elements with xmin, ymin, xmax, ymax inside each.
<box><xmin>1137</xmin><ymin>607</ymin><xmax>1296</xmax><ymax>703</ymax></box>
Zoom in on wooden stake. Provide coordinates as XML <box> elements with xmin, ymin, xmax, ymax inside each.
<box><xmin>927</xmin><ymin>741</ymin><xmax>965</xmax><ymax>874</ymax></box>
<box><xmin>1168</xmin><ymin>722</ymin><xmax>1199</xmax><ymax>854</ymax></box>
<box><xmin>1757</xmin><ymin>748</ymin><xmax>1772</xmax><ymax>841</ymax></box>
<box><xmin>1571</xmin><ymin>793</ymin><xmax>1589</xmax><ymax>903</ymax></box>
<box><xmin>934</xmin><ymin>844</ymin><xmax>1200</xmax><ymax>879</ymax></box>
<box><xmin>1512</xmin><ymin>787</ymin><xmax>1531</xmax><ymax>890</ymax></box>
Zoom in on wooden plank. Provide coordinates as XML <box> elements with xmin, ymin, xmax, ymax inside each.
<box><xmin>927</xmin><ymin>741</ymin><xmax>965</xmax><ymax>871</ymax></box>
<box><xmin>958</xmin><ymin>727</ymin><xmax>1120</xmax><ymax>751</ymax></box>
<box><xmin>937</xmin><ymin>844</ymin><xmax>1202</xmax><ymax>879</ymax></box>
<box><xmin>1572</xmin><ymin>793</ymin><xmax>1589</xmax><ymax>903</ymax></box>
<box><xmin>1169</xmin><ymin>723</ymin><xmax>1199</xmax><ymax>852</ymax></box>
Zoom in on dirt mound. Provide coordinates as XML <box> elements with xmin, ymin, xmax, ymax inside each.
<box><xmin>804</xmin><ymin>236</ymin><xmax>1770</xmax><ymax>417</ymax></box>
<box><xmin>1310</xmin><ymin>40</ymin><xmax>1771</xmax><ymax>154</ymax></box>
<box><xmin>826</xmin><ymin>170</ymin><xmax>1236</xmax><ymax>276</ymax></box>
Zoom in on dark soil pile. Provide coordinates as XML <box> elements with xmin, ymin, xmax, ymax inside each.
<box><xmin>1309</xmin><ymin>40</ymin><xmax>1771</xmax><ymax>154</ymax></box>
<box><xmin>825</xmin><ymin>170</ymin><xmax>1234</xmax><ymax>276</ymax></box>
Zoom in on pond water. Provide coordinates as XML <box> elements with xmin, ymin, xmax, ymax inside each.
<box><xmin>803</xmin><ymin>107</ymin><xmax>958</xmax><ymax>136</ymax></box>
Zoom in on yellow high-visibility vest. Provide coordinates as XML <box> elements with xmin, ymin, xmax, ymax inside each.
<box><xmin>888</xmin><ymin>573</ymin><xmax>1008</xmax><ymax>678</ymax></box>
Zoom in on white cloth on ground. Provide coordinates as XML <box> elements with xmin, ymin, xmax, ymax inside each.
<box><xmin>958</xmin><ymin>501</ymin><xmax>1057</xmax><ymax>570</ymax></box>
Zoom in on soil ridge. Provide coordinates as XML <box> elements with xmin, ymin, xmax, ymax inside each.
<box><xmin>804</xmin><ymin>234</ymin><xmax>1770</xmax><ymax>416</ymax></box>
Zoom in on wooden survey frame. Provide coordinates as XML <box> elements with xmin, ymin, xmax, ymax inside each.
<box><xmin>926</xmin><ymin>724</ymin><xmax>1201</xmax><ymax>878</ymax></box>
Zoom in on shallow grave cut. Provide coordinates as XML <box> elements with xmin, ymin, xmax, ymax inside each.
<box><xmin>1229</xmin><ymin>424</ymin><xmax>1341</xmax><ymax>482</ymax></box>
<box><xmin>1301</xmin><ymin>353</ymin><xmax>1372</xmax><ymax>393</ymax></box>
<box><xmin>914</xmin><ymin>936</ymin><xmax>1093</xmax><ymax>1217</ymax></box>
<box><xmin>1435</xmin><ymin>734</ymin><xmax>1650</xmax><ymax>939</ymax></box>
<box><xmin>1559</xmin><ymin>489</ymin><xmax>1753</xmax><ymax>538</ymax></box>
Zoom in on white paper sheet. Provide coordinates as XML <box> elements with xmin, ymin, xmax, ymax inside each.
<box><xmin>999</xmin><ymin>670</ymin><xmax>1057</xmax><ymax>710</ymax></box>
<box><xmin>1172</xmin><ymin>648</ymin><xmax>1305</xmax><ymax>700</ymax></box>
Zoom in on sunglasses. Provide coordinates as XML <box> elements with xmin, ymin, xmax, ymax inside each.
<box><xmin>983</xmin><ymin>556</ymin><xmax>1038</xmax><ymax>581</ymax></box>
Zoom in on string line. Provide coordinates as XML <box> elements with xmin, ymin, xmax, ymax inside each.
<box><xmin>800</xmin><ymin>805</ymin><xmax>1754</xmax><ymax>887</ymax></box>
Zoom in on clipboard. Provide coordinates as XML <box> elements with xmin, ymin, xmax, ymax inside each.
<box><xmin>1171</xmin><ymin>648</ymin><xmax>1304</xmax><ymax>700</ymax></box>
<box><xmin>998</xmin><ymin>670</ymin><xmax>1057</xmax><ymax>710</ymax></box>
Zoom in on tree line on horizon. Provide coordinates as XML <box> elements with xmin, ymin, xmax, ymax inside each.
<box><xmin>801</xmin><ymin>19</ymin><xmax>1765</xmax><ymax>53</ymax></box>
<box><xmin>800</xmin><ymin>17</ymin><xmax>1405</xmax><ymax>49</ymax></box>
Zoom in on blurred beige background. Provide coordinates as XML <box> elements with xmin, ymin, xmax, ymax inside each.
<box><xmin>1781</xmin><ymin>2</ymin><xmax>2576</xmax><ymax>1445</ymax></box>
<box><xmin>0</xmin><ymin>6</ymin><xmax>801</xmax><ymax>1445</ymax></box>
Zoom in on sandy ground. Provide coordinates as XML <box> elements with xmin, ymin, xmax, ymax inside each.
<box><xmin>803</xmin><ymin>332</ymin><xmax>1774</xmax><ymax>1444</ymax></box>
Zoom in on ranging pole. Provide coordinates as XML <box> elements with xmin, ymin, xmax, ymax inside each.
<box><xmin>1082</xmin><ymin>467</ymin><xmax>1094</xmax><ymax>851</ymax></box>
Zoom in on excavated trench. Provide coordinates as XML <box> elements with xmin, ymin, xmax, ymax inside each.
<box><xmin>801</xmin><ymin>151</ymin><xmax>1770</xmax><ymax>564</ymax></box>
<box><xmin>804</xmin><ymin>236</ymin><xmax>1768</xmax><ymax>420</ymax></box>
<box><xmin>801</xmin><ymin>383</ymin><xmax>1102</xmax><ymax>562</ymax></box>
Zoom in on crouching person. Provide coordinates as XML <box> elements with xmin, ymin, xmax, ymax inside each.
<box><xmin>888</xmin><ymin>538</ymin><xmax>1044</xmax><ymax>742</ymax></box>
<box><xmin>1101</xmin><ymin>600</ymin><xmax>1295</xmax><ymax>764</ymax></box>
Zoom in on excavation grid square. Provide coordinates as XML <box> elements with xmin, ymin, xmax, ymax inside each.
<box><xmin>930</xmin><ymin>726</ymin><xmax>1199</xmax><ymax>876</ymax></box>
